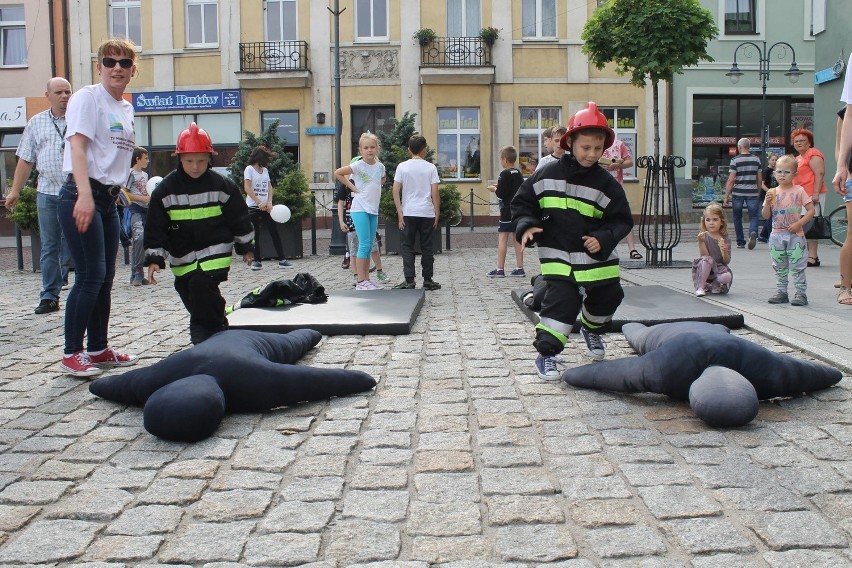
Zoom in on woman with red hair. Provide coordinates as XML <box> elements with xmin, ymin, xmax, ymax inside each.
<box><xmin>791</xmin><ymin>128</ymin><xmax>826</xmax><ymax>267</ymax></box>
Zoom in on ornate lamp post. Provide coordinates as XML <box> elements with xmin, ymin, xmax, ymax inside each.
<box><xmin>725</xmin><ymin>41</ymin><xmax>803</xmax><ymax>167</ymax></box>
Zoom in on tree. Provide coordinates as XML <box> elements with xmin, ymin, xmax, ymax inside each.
<box><xmin>227</xmin><ymin>120</ymin><xmax>296</xmax><ymax>187</ymax></box>
<box><xmin>376</xmin><ymin>111</ymin><xmax>434</xmax><ymax>188</ymax></box>
<box><xmin>582</xmin><ymin>0</ymin><xmax>717</xmax><ymax>157</ymax></box>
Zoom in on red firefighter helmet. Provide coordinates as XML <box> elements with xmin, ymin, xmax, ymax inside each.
<box><xmin>174</xmin><ymin>122</ymin><xmax>217</xmax><ymax>155</ymax></box>
<box><xmin>560</xmin><ymin>102</ymin><xmax>615</xmax><ymax>151</ymax></box>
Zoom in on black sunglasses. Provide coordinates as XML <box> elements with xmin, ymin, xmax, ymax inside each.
<box><xmin>102</xmin><ymin>57</ymin><xmax>134</xmax><ymax>69</ymax></box>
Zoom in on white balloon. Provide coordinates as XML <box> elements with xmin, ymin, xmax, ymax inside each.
<box><xmin>146</xmin><ymin>176</ymin><xmax>163</xmax><ymax>194</ymax></box>
<box><xmin>270</xmin><ymin>204</ymin><xmax>292</xmax><ymax>223</ymax></box>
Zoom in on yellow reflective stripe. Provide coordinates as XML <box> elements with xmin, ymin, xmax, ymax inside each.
<box><xmin>535</xmin><ymin>323</ymin><xmax>568</xmax><ymax>346</ymax></box>
<box><xmin>541</xmin><ymin>262</ymin><xmax>572</xmax><ymax>277</ymax></box>
<box><xmin>573</xmin><ymin>264</ymin><xmax>620</xmax><ymax>282</ymax></box>
<box><xmin>200</xmin><ymin>256</ymin><xmax>232</xmax><ymax>271</ymax></box>
<box><xmin>171</xmin><ymin>261</ymin><xmax>198</xmax><ymax>277</ymax></box>
<box><xmin>167</xmin><ymin>205</ymin><xmax>223</xmax><ymax>221</ymax></box>
<box><xmin>537</xmin><ymin>196</ymin><xmax>603</xmax><ymax>219</ymax></box>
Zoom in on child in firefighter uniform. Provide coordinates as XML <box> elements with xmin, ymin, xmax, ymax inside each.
<box><xmin>144</xmin><ymin>123</ymin><xmax>255</xmax><ymax>344</ymax></box>
<box><xmin>512</xmin><ymin>102</ymin><xmax>633</xmax><ymax>380</ymax></box>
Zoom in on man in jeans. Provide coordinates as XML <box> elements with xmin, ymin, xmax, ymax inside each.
<box><xmin>5</xmin><ymin>77</ymin><xmax>73</xmax><ymax>314</ymax></box>
<box><xmin>724</xmin><ymin>138</ymin><xmax>763</xmax><ymax>249</ymax></box>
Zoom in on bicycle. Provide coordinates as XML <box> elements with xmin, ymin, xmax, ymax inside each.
<box><xmin>446</xmin><ymin>207</ymin><xmax>463</xmax><ymax>227</ymax></box>
<box><xmin>827</xmin><ymin>204</ymin><xmax>848</xmax><ymax>246</ymax></box>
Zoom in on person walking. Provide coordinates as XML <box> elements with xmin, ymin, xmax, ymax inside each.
<box><xmin>57</xmin><ymin>38</ymin><xmax>139</xmax><ymax>377</ymax></box>
<box><xmin>791</xmin><ymin>129</ymin><xmax>827</xmax><ymax>267</ymax></box>
<box><xmin>723</xmin><ymin>138</ymin><xmax>763</xmax><ymax>249</ymax></box>
<box><xmin>6</xmin><ymin>77</ymin><xmax>73</xmax><ymax>314</ymax></box>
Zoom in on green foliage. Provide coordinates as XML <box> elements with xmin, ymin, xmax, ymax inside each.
<box><xmin>380</xmin><ymin>183</ymin><xmax>462</xmax><ymax>225</ymax></box>
<box><xmin>271</xmin><ymin>169</ymin><xmax>315</xmax><ymax>221</ymax></box>
<box><xmin>412</xmin><ymin>28</ymin><xmax>438</xmax><ymax>44</ymax></box>
<box><xmin>5</xmin><ymin>186</ymin><xmax>39</xmax><ymax>231</ymax></box>
<box><xmin>228</xmin><ymin>120</ymin><xmax>296</xmax><ymax>188</ymax></box>
<box><xmin>582</xmin><ymin>0</ymin><xmax>717</xmax><ymax>87</ymax></box>
<box><xmin>479</xmin><ymin>27</ymin><xmax>500</xmax><ymax>44</ymax></box>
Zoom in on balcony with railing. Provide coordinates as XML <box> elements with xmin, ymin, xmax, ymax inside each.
<box><xmin>235</xmin><ymin>41</ymin><xmax>311</xmax><ymax>88</ymax></box>
<box><xmin>419</xmin><ymin>37</ymin><xmax>495</xmax><ymax>85</ymax></box>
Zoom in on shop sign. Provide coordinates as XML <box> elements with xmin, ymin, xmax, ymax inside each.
<box><xmin>133</xmin><ymin>90</ymin><xmax>241</xmax><ymax>113</ymax></box>
<box><xmin>0</xmin><ymin>98</ymin><xmax>26</xmax><ymax>127</ymax></box>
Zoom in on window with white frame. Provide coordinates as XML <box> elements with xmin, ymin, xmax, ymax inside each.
<box><xmin>110</xmin><ymin>0</ymin><xmax>141</xmax><ymax>46</ymax></box>
<box><xmin>600</xmin><ymin>107</ymin><xmax>638</xmax><ymax>180</ymax></box>
<box><xmin>265</xmin><ymin>0</ymin><xmax>297</xmax><ymax>42</ymax></box>
<box><xmin>447</xmin><ymin>0</ymin><xmax>480</xmax><ymax>37</ymax></box>
<box><xmin>437</xmin><ymin>108</ymin><xmax>480</xmax><ymax>180</ymax></box>
<box><xmin>0</xmin><ymin>6</ymin><xmax>26</xmax><ymax>67</ymax></box>
<box><xmin>724</xmin><ymin>0</ymin><xmax>756</xmax><ymax>34</ymax></box>
<box><xmin>355</xmin><ymin>0</ymin><xmax>388</xmax><ymax>41</ymax></box>
<box><xmin>522</xmin><ymin>0</ymin><xmax>556</xmax><ymax>38</ymax></box>
<box><xmin>186</xmin><ymin>0</ymin><xmax>218</xmax><ymax>47</ymax></box>
<box><xmin>518</xmin><ymin>107</ymin><xmax>560</xmax><ymax>177</ymax></box>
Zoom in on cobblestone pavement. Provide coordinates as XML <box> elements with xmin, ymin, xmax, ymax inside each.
<box><xmin>0</xmin><ymin>243</ymin><xmax>850</xmax><ymax>567</ymax></box>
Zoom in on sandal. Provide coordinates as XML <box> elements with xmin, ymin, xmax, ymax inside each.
<box><xmin>629</xmin><ymin>249</ymin><xmax>643</xmax><ymax>260</ymax></box>
<box><xmin>838</xmin><ymin>287</ymin><xmax>852</xmax><ymax>305</ymax></box>
<box><xmin>807</xmin><ymin>257</ymin><xmax>820</xmax><ymax>268</ymax></box>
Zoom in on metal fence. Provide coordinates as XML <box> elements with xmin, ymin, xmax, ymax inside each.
<box><xmin>239</xmin><ymin>41</ymin><xmax>309</xmax><ymax>72</ymax></box>
<box><xmin>420</xmin><ymin>37</ymin><xmax>492</xmax><ymax>67</ymax></box>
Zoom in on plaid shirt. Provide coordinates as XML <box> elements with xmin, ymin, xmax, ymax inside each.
<box><xmin>16</xmin><ymin>109</ymin><xmax>66</xmax><ymax>196</ymax></box>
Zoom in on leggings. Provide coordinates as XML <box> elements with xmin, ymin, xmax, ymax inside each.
<box><xmin>350</xmin><ymin>211</ymin><xmax>379</xmax><ymax>259</ymax></box>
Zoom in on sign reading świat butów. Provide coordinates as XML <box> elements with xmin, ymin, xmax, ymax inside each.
<box><xmin>132</xmin><ymin>90</ymin><xmax>241</xmax><ymax>113</ymax></box>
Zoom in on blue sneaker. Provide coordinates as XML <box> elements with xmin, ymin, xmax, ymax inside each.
<box><xmin>487</xmin><ymin>268</ymin><xmax>505</xmax><ymax>278</ymax></box>
<box><xmin>278</xmin><ymin>260</ymin><xmax>295</xmax><ymax>269</ymax></box>
<box><xmin>510</xmin><ymin>268</ymin><xmax>526</xmax><ymax>277</ymax></box>
<box><xmin>535</xmin><ymin>355</ymin><xmax>561</xmax><ymax>381</ymax></box>
<box><xmin>580</xmin><ymin>328</ymin><xmax>606</xmax><ymax>361</ymax></box>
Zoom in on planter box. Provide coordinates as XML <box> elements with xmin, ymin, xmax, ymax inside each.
<box><xmin>256</xmin><ymin>220</ymin><xmax>304</xmax><ymax>260</ymax></box>
<box><xmin>382</xmin><ymin>219</ymin><xmax>442</xmax><ymax>255</ymax></box>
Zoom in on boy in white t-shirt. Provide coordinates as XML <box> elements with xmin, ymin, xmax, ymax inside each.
<box><xmin>392</xmin><ymin>135</ymin><xmax>441</xmax><ymax>290</ymax></box>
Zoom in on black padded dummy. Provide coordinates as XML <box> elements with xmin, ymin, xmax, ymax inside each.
<box><xmin>562</xmin><ymin>322</ymin><xmax>842</xmax><ymax>426</ymax></box>
<box><xmin>689</xmin><ymin>367</ymin><xmax>759</xmax><ymax>427</ymax></box>
<box><xmin>89</xmin><ymin>329</ymin><xmax>377</xmax><ymax>442</ymax></box>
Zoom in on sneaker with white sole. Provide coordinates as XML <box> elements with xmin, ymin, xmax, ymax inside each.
<box><xmin>60</xmin><ymin>352</ymin><xmax>103</xmax><ymax>378</ymax></box>
<box><xmin>510</xmin><ymin>268</ymin><xmax>526</xmax><ymax>277</ymax></box>
<box><xmin>535</xmin><ymin>354</ymin><xmax>561</xmax><ymax>381</ymax></box>
<box><xmin>278</xmin><ymin>260</ymin><xmax>295</xmax><ymax>269</ymax></box>
<box><xmin>88</xmin><ymin>347</ymin><xmax>138</xmax><ymax>367</ymax></box>
<box><xmin>580</xmin><ymin>327</ymin><xmax>606</xmax><ymax>361</ymax></box>
<box><xmin>251</xmin><ymin>261</ymin><xmax>262</xmax><ymax>271</ymax></box>
<box><xmin>487</xmin><ymin>268</ymin><xmax>505</xmax><ymax>278</ymax></box>
<box><xmin>355</xmin><ymin>280</ymin><xmax>382</xmax><ymax>290</ymax></box>
<box><xmin>747</xmin><ymin>231</ymin><xmax>757</xmax><ymax>250</ymax></box>
<box><xmin>375</xmin><ymin>270</ymin><xmax>389</xmax><ymax>282</ymax></box>
<box><xmin>695</xmin><ymin>288</ymin><xmax>706</xmax><ymax>297</ymax></box>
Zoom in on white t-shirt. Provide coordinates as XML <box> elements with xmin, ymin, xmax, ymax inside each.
<box><xmin>244</xmin><ymin>165</ymin><xmax>271</xmax><ymax>207</ymax></box>
<box><xmin>842</xmin><ymin>53</ymin><xmax>852</xmax><ymax>105</ymax></box>
<box><xmin>393</xmin><ymin>158</ymin><xmax>440</xmax><ymax>218</ymax></box>
<box><xmin>535</xmin><ymin>154</ymin><xmax>558</xmax><ymax>171</ymax></box>
<box><xmin>349</xmin><ymin>159</ymin><xmax>385</xmax><ymax>215</ymax></box>
<box><xmin>63</xmin><ymin>84</ymin><xmax>135</xmax><ymax>186</ymax></box>
<box><xmin>127</xmin><ymin>169</ymin><xmax>149</xmax><ymax>209</ymax></box>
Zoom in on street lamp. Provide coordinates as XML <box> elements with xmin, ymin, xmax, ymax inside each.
<box><xmin>725</xmin><ymin>41</ymin><xmax>803</xmax><ymax>168</ymax></box>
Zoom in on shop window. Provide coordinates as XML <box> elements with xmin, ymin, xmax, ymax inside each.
<box><xmin>600</xmin><ymin>107</ymin><xmax>638</xmax><ymax>180</ymax></box>
<box><xmin>110</xmin><ymin>0</ymin><xmax>141</xmax><ymax>46</ymax></box>
<box><xmin>355</xmin><ymin>0</ymin><xmax>388</xmax><ymax>41</ymax></box>
<box><xmin>522</xmin><ymin>0</ymin><xmax>556</xmax><ymax>39</ymax></box>
<box><xmin>350</xmin><ymin>106</ymin><xmax>394</xmax><ymax>161</ymax></box>
<box><xmin>437</xmin><ymin>108</ymin><xmax>480</xmax><ymax>181</ymax></box>
<box><xmin>0</xmin><ymin>6</ymin><xmax>26</xmax><ymax>67</ymax></box>
<box><xmin>724</xmin><ymin>0</ymin><xmax>756</xmax><ymax>34</ymax></box>
<box><xmin>261</xmin><ymin>111</ymin><xmax>299</xmax><ymax>162</ymax></box>
<box><xmin>518</xmin><ymin>107</ymin><xmax>560</xmax><ymax>177</ymax></box>
<box><xmin>186</xmin><ymin>0</ymin><xmax>218</xmax><ymax>47</ymax></box>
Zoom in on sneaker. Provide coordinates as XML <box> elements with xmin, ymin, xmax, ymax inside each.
<box><xmin>580</xmin><ymin>327</ymin><xmax>606</xmax><ymax>361</ymax></box>
<box><xmin>736</xmin><ymin>244</ymin><xmax>745</xmax><ymax>249</ymax></box>
<box><xmin>342</xmin><ymin>256</ymin><xmax>350</xmax><ymax>269</ymax></box>
<box><xmin>251</xmin><ymin>261</ymin><xmax>262</xmax><ymax>271</ymax></box>
<box><xmin>768</xmin><ymin>291</ymin><xmax>789</xmax><ymax>304</ymax></box>
<box><xmin>695</xmin><ymin>288</ymin><xmax>706</xmax><ymax>297</ymax></box>
<box><xmin>141</xmin><ymin>277</ymin><xmax>150</xmax><ymax>285</ymax></box>
<box><xmin>535</xmin><ymin>354</ymin><xmax>561</xmax><ymax>381</ymax></box>
<box><xmin>747</xmin><ymin>232</ymin><xmax>757</xmax><ymax>250</ymax></box>
<box><xmin>356</xmin><ymin>280</ymin><xmax>383</xmax><ymax>291</ymax></box>
<box><xmin>423</xmin><ymin>280</ymin><xmax>442</xmax><ymax>291</ymax></box>
<box><xmin>375</xmin><ymin>270</ymin><xmax>389</xmax><ymax>282</ymax></box>
<box><xmin>87</xmin><ymin>347</ymin><xmax>138</xmax><ymax>367</ymax></box>
<box><xmin>34</xmin><ymin>299</ymin><xmax>60</xmax><ymax>315</ymax></box>
<box><xmin>393</xmin><ymin>280</ymin><xmax>416</xmax><ymax>289</ymax></box>
<box><xmin>510</xmin><ymin>268</ymin><xmax>526</xmax><ymax>277</ymax></box>
<box><xmin>60</xmin><ymin>352</ymin><xmax>102</xmax><ymax>378</ymax></box>
<box><xmin>278</xmin><ymin>260</ymin><xmax>295</xmax><ymax>269</ymax></box>
<box><xmin>369</xmin><ymin>265</ymin><xmax>377</xmax><ymax>273</ymax></box>
<box><xmin>487</xmin><ymin>268</ymin><xmax>505</xmax><ymax>278</ymax></box>
<box><xmin>756</xmin><ymin>237</ymin><xmax>768</xmax><ymax>244</ymax></box>
<box><xmin>791</xmin><ymin>293</ymin><xmax>808</xmax><ymax>306</ymax></box>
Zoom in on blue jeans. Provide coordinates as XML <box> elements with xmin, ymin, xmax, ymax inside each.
<box><xmin>36</xmin><ymin>192</ymin><xmax>71</xmax><ymax>301</ymax></box>
<box><xmin>58</xmin><ymin>180</ymin><xmax>120</xmax><ymax>355</ymax></box>
<box><xmin>731</xmin><ymin>195</ymin><xmax>760</xmax><ymax>246</ymax></box>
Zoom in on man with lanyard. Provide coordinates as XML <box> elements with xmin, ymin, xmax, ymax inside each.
<box><xmin>5</xmin><ymin>77</ymin><xmax>73</xmax><ymax>314</ymax></box>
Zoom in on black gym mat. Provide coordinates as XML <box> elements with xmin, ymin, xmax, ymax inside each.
<box><xmin>511</xmin><ymin>285</ymin><xmax>744</xmax><ymax>331</ymax></box>
<box><xmin>227</xmin><ymin>289</ymin><xmax>426</xmax><ymax>335</ymax></box>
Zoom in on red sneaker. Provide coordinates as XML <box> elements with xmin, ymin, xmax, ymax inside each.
<box><xmin>60</xmin><ymin>352</ymin><xmax>103</xmax><ymax>378</ymax></box>
<box><xmin>87</xmin><ymin>347</ymin><xmax>137</xmax><ymax>367</ymax></box>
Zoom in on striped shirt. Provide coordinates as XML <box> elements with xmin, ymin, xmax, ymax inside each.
<box><xmin>729</xmin><ymin>153</ymin><xmax>761</xmax><ymax>197</ymax></box>
<box><xmin>15</xmin><ymin>109</ymin><xmax>66</xmax><ymax>196</ymax></box>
